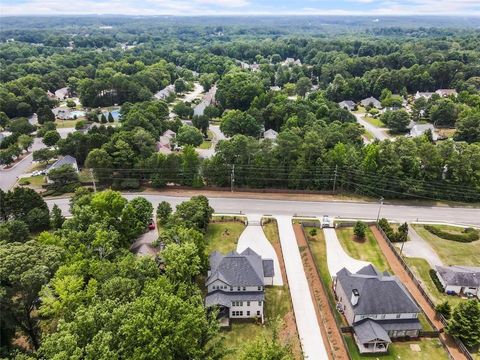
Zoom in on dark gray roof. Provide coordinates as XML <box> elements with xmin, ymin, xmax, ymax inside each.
<box><xmin>47</xmin><ymin>155</ymin><xmax>77</xmax><ymax>172</ymax></box>
<box><xmin>372</xmin><ymin>319</ymin><xmax>422</xmax><ymax>332</ymax></box>
<box><xmin>354</xmin><ymin>319</ymin><xmax>391</xmax><ymax>344</ymax></box>
<box><xmin>339</xmin><ymin>100</ymin><xmax>355</xmax><ymax>108</ymax></box>
<box><xmin>436</xmin><ymin>265</ymin><xmax>480</xmax><ymax>287</ymax></box>
<box><xmin>336</xmin><ymin>266</ymin><xmax>420</xmax><ymax>315</ymax></box>
<box><xmin>262</xmin><ymin>259</ymin><xmax>274</xmax><ymax>277</ymax></box>
<box><xmin>206</xmin><ymin>248</ymin><xmax>265</xmax><ymax>287</ymax></box>
<box><xmin>205</xmin><ymin>290</ymin><xmax>264</xmax><ymax>308</ymax></box>
<box><xmin>356</xmin><ymin>265</ymin><xmax>382</xmax><ymax>276</ymax></box>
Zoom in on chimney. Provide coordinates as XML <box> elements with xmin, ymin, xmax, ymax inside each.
<box><xmin>351</xmin><ymin>289</ymin><xmax>360</xmax><ymax>306</ymax></box>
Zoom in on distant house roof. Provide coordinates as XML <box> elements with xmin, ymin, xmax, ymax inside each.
<box><xmin>206</xmin><ymin>248</ymin><xmax>272</xmax><ymax>287</ymax></box>
<box><xmin>410</xmin><ymin>124</ymin><xmax>437</xmax><ymax>140</ymax></box>
<box><xmin>270</xmin><ymin>86</ymin><xmax>281</xmax><ymax>91</ymax></box>
<box><xmin>436</xmin><ymin>265</ymin><xmax>480</xmax><ymax>288</ymax></box>
<box><xmin>360</xmin><ymin>97</ymin><xmax>382</xmax><ymax>109</ymax></box>
<box><xmin>339</xmin><ymin>100</ymin><xmax>355</xmax><ymax>110</ymax></box>
<box><xmin>163</xmin><ymin>129</ymin><xmax>176</xmax><ymax>138</ymax></box>
<box><xmin>264</xmin><ymin>129</ymin><xmax>278</xmax><ymax>140</ymax></box>
<box><xmin>336</xmin><ymin>265</ymin><xmax>420</xmax><ymax>315</ymax></box>
<box><xmin>415</xmin><ymin>91</ymin><xmax>435</xmax><ymax>100</ymax></box>
<box><xmin>353</xmin><ymin>319</ymin><xmax>391</xmax><ymax>344</ymax></box>
<box><xmin>436</xmin><ymin>89</ymin><xmax>458</xmax><ymax>97</ymax></box>
<box><xmin>154</xmin><ymin>84</ymin><xmax>175</xmax><ymax>100</ymax></box>
<box><xmin>47</xmin><ymin>155</ymin><xmax>78</xmax><ymax>173</ymax></box>
<box><xmin>55</xmin><ymin>87</ymin><xmax>69</xmax><ymax>99</ymax></box>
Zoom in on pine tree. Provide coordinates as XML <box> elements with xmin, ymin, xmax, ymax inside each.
<box><xmin>50</xmin><ymin>204</ymin><xmax>65</xmax><ymax>229</ymax></box>
<box><xmin>100</xmin><ymin>113</ymin><xmax>107</xmax><ymax>124</ymax></box>
<box><xmin>447</xmin><ymin>300</ymin><xmax>480</xmax><ymax>349</ymax></box>
<box><xmin>108</xmin><ymin>112</ymin><xmax>114</xmax><ymax>123</ymax></box>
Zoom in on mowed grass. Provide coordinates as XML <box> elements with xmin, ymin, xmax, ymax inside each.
<box><xmin>55</xmin><ymin>119</ymin><xmax>81</xmax><ymax>128</ymax></box>
<box><xmin>412</xmin><ymin>224</ymin><xmax>480</xmax><ymax>266</ymax></box>
<box><xmin>336</xmin><ymin>227</ymin><xmax>392</xmax><ymax>272</ymax></box>
<box><xmin>204</xmin><ymin>220</ymin><xmax>246</xmax><ymax>254</ymax></box>
<box><xmin>18</xmin><ymin>175</ymin><xmax>45</xmax><ymax>188</ymax></box>
<box><xmin>364</xmin><ymin>115</ymin><xmax>385</xmax><ymax>127</ymax></box>
<box><xmin>405</xmin><ymin>257</ymin><xmax>463</xmax><ymax>308</ymax></box>
<box><xmin>345</xmin><ymin>335</ymin><xmax>448</xmax><ymax>360</ymax></box>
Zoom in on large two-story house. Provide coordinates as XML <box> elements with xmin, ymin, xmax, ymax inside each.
<box><xmin>334</xmin><ymin>265</ymin><xmax>421</xmax><ymax>354</ymax></box>
<box><xmin>205</xmin><ymin>248</ymin><xmax>274</xmax><ymax>324</ymax></box>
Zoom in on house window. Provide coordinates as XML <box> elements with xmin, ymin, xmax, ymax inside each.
<box><xmin>258</xmin><ymin>301</ymin><xmax>262</xmax><ymax>306</ymax></box>
<box><xmin>247</xmin><ymin>301</ymin><xmax>250</xmax><ymax>306</ymax></box>
<box><xmin>240</xmin><ymin>311</ymin><xmax>243</xmax><ymax>316</ymax></box>
<box><xmin>396</xmin><ymin>314</ymin><xmax>401</xmax><ymax>319</ymax></box>
<box><xmin>237</xmin><ymin>287</ymin><xmax>241</xmax><ymax>291</ymax></box>
<box><xmin>230</xmin><ymin>287</ymin><xmax>233</xmax><ymax>291</ymax></box>
<box><xmin>239</xmin><ymin>301</ymin><xmax>243</xmax><ymax>306</ymax></box>
<box><xmin>247</xmin><ymin>311</ymin><xmax>250</xmax><ymax>316</ymax></box>
<box><xmin>243</xmin><ymin>287</ymin><xmax>246</xmax><ymax>291</ymax></box>
<box><xmin>381</xmin><ymin>314</ymin><xmax>386</xmax><ymax>319</ymax></box>
<box><xmin>257</xmin><ymin>311</ymin><xmax>260</xmax><ymax>316</ymax></box>
<box><xmin>258</xmin><ymin>286</ymin><xmax>261</xmax><ymax>290</ymax></box>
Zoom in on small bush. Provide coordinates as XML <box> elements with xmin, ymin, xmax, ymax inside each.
<box><xmin>424</xmin><ymin>225</ymin><xmax>479</xmax><ymax>243</ymax></box>
<box><xmin>309</xmin><ymin>228</ymin><xmax>317</xmax><ymax>236</ymax></box>
<box><xmin>429</xmin><ymin>269</ymin><xmax>445</xmax><ymax>293</ymax></box>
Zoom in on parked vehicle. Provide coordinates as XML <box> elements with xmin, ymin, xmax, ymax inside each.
<box><xmin>321</xmin><ymin>215</ymin><xmax>334</xmax><ymax>228</ymax></box>
<box><xmin>148</xmin><ymin>219</ymin><xmax>155</xmax><ymax>230</ymax></box>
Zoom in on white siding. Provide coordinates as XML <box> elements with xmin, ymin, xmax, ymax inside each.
<box><xmin>353</xmin><ymin>313</ymin><xmax>418</xmax><ymax>323</ymax></box>
<box><xmin>230</xmin><ymin>300</ymin><xmax>263</xmax><ymax>319</ymax></box>
<box><xmin>444</xmin><ymin>285</ymin><xmax>462</xmax><ymax>294</ymax></box>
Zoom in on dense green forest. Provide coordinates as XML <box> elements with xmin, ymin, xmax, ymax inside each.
<box><xmin>1</xmin><ymin>16</ymin><xmax>479</xmax><ymax>202</ymax></box>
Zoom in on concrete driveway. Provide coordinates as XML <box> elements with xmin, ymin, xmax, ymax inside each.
<box><xmin>236</xmin><ymin>214</ymin><xmax>283</xmax><ymax>286</ymax></box>
<box><xmin>196</xmin><ymin>124</ymin><xmax>227</xmax><ymax>159</ymax></box>
<box><xmin>323</xmin><ymin>227</ymin><xmax>371</xmax><ymax>278</ymax></box>
<box><xmin>354</xmin><ymin>113</ymin><xmax>391</xmax><ymax>141</ymax></box>
<box><xmin>276</xmin><ymin>216</ymin><xmax>328</xmax><ymax>360</ymax></box>
<box><xmin>395</xmin><ymin>225</ymin><xmax>443</xmax><ymax>268</ymax></box>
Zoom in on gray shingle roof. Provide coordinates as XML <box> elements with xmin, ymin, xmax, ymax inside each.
<box><xmin>436</xmin><ymin>265</ymin><xmax>480</xmax><ymax>288</ymax></box>
<box><xmin>206</xmin><ymin>248</ymin><xmax>265</xmax><ymax>287</ymax></box>
<box><xmin>354</xmin><ymin>319</ymin><xmax>391</xmax><ymax>343</ymax></box>
<box><xmin>205</xmin><ymin>291</ymin><xmax>264</xmax><ymax>308</ymax></box>
<box><xmin>372</xmin><ymin>319</ymin><xmax>422</xmax><ymax>332</ymax></box>
<box><xmin>47</xmin><ymin>155</ymin><xmax>78</xmax><ymax>173</ymax></box>
<box><xmin>336</xmin><ymin>266</ymin><xmax>420</xmax><ymax>315</ymax></box>
<box><xmin>262</xmin><ymin>259</ymin><xmax>274</xmax><ymax>277</ymax></box>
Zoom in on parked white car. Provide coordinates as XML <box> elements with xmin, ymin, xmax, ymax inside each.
<box><xmin>321</xmin><ymin>215</ymin><xmax>334</xmax><ymax>228</ymax></box>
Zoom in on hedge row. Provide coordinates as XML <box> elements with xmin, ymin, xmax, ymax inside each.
<box><xmin>429</xmin><ymin>269</ymin><xmax>445</xmax><ymax>293</ymax></box>
<box><xmin>424</xmin><ymin>225</ymin><xmax>479</xmax><ymax>243</ymax></box>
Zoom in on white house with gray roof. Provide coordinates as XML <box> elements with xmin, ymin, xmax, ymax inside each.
<box><xmin>339</xmin><ymin>100</ymin><xmax>356</xmax><ymax>111</ymax></box>
<box><xmin>205</xmin><ymin>248</ymin><xmax>274</xmax><ymax>324</ymax></box>
<box><xmin>436</xmin><ymin>265</ymin><xmax>480</xmax><ymax>298</ymax></box>
<box><xmin>334</xmin><ymin>265</ymin><xmax>421</xmax><ymax>354</ymax></box>
<box><xmin>360</xmin><ymin>97</ymin><xmax>382</xmax><ymax>109</ymax></box>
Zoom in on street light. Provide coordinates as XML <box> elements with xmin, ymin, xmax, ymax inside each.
<box><xmin>376</xmin><ymin>197</ymin><xmax>384</xmax><ymax>222</ymax></box>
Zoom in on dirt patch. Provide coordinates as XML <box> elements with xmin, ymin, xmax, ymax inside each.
<box><xmin>294</xmin><ymin>224</ymin><xmax>349</xmax><ymax>360</ymax></box>
<box><xmin>352</xmin><ymin>235</ymin><xmax>366</xmax><ymax>244</ymax></box>
<box><xmin>370</xmin><ymin>226</ymin><xmax>468</xmax><ymax>360</ymax></box>
<box><xmin>270</xmin><ymin>227</ymin><xmax>302</xmax><ymax>359</ymax></box>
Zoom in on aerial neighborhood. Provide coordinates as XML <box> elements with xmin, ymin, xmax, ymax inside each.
<box><xmin>0</xmin><ymin>13</ymin><xmax>479</xmax><ymax>360</ymax></box>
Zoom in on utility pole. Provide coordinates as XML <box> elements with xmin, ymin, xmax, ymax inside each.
<box><xmin>332</xmin><ymin>165</ymin><xmax>338</xmax><ymax>193</ymax></box>
<box><xmin>230</xmin><ymin>164</ymin><xmax>235</xmax><ymax>192</ymax></box>
<box><xmin>90</xmin><ymin>168</ymin><xmax>97</xmax><ymax>193</ymax></box>
<box><xmin>376</xmin><ymin>196</ymin><xmax>384</xmax><ymax>222</ymax></box>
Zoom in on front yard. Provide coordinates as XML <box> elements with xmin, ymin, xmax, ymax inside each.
<box><xmin>336</xmin><ymin>226</ymin><xmax>392</xmax><ymax>272</ymax></box>
<box><xmin>204</xmin><ymin>218</ymin><xmax>246</xmax><ymax>254</ymax></box>
<box><xmin>412</xmin><ymin>224</ymin><xmax>480</xmax><ymax>266</ymax></box>
<box><xmin>364</xmin><ymin>115</ymin><xmax>385</xmax><ymax>127</ymax></box>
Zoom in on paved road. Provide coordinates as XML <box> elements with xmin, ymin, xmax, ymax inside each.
<box><xmin>276</xmin><ymin>216</ymin><xmax>328</xmax><ymax>360</ymax></box>
<box><xmin>45</xmin><ymin>193</ymin><xmax>480</xmax><ymax>227</ymax></box>
<box><xmin>182</xmin><ymin>82</ymin><xmax>204</xmax><ymax>103</ymax></box>
<box><xmin>354</xmin><ymin>113</ymin><xmax>390</xmax><ymax>141</ymax></box>
<box><xmin>196</xmin><ymin>124</ymin><xmax>226</xmax><ymax>158</ymax></box>
<box><xmin>236</xmin><ymin>214</ymin><xmax>283</xmax><ymax>286</ymax></box>
<box><xmin>0</xmin><ymin>127</ymin><xmax>76</xmax><ymax>191</ymax></box>
<box><xmin>396</xmin><ymin>225</ymin><xmax>444</xmax><ymax>268</ymax></box>
<box><xmin>323</xmin><ymin>228</ymin><xmax>371</xmax><ymax>278</ymax></box>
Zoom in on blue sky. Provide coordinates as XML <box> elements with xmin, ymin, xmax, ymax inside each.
<box><xmin>1</xmin><ymin>0</ymin><xmax>480</xmax><ymax>16</ymax></box>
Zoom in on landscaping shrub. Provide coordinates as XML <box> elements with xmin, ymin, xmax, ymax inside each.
<box><xmin>309</xmin><ymin>228</ymin><xmax>317</xmax><ymax>236</ymax></box>
<box><xmin>378</xmin><ymin>218</ymin><xmax>408</xmax><ymax>242</ymax></box>
<box><xmin>424</xmin><ymin>225</ymin><xmax>479</xmax><ymax>243</ymax></box>
<box><xmin>429</xmin><ymin>269</ymin><xmax>445</xmax><ymax>293</ymax></box>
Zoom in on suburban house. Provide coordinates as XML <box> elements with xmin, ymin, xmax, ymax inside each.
<box><xmin>263</xmin><ymin>129</ymin><xmax>278</xmax><ymax>140</ymax></box>
<box><xmin>193</xmin><ymin>85</ymin><xmax>217</xmax><ymax>116</ymax></box>
<box><xmin>338</xmin><ymin>100</ymin><xmax>356</xmax><ymax>111</ymax></box>
<box><xmin>436</xmin><ymin>265</ymin><xmax>480</xmax><ymax>298</ymax></box>
<box><xmin>360</xmin><ymin>97</ymin><xmax>382</xmax><ymax>109</ymax></box>
<box><xmin>53</xmin><ymin>107</ymin><xmax>71</xmax><ymax>120</ymax></box>
<box><xmin>435</xmin><ymin>89</ymin><xmax>458</xmax><ymax>97</ymax></box>
<box><xmin>205</xmin><ymin>248</ymin><xmax>274</xmax><ymax>324</ymax></box>
<box><xmin>154</xmin><ymin>84</ymin><xmax>175</xmax><ymax>100</ymax></box>
<box><xmin>409</xmin><ymin>123</ymin><xmax>438</xmax><ymax>140</ymax></box>
<box><xmin>156</xmin><ymin>130</ymin><xmax>176</xmax><ymax>154</ymax></box>
<box><xmin>283</xmin><ymin>57</ymin><xmax>302</xmax><ymax>66</ymax></box>
<box><xmin>46</xmin><ymin>155</ymin><xmax>79</xmax><ymax>183</ymax></box>
<box><xmin>414</xmin><ymin>91</ymin><xmax>434</xmax><ymax>100</ymax></box>
<box><xmin>54</xmin><ymin>87</ymin><xmax>69</xmax><ymax>100</ymax></box>
<box><xmin>334</xmin><ymin>265</ymin><xmax>421</xmax><ymax>354</ymax></box>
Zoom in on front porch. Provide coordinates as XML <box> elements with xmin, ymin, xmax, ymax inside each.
<box><xmin>354</xmin><ymin>334</ymin><xmax>390</xmax><ymax>354</ymax></box>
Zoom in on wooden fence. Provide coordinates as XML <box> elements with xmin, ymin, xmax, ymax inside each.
<box><xmin>374</xmin><ymin>224</ymin><xmax>474</xmax><ymax>360</ymax></box>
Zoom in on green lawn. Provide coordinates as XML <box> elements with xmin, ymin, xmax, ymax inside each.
<box><xmin>55</xmin><ymin>119</ymin><xmax>82</xmax><ymax>128</ymax></box>
<box><xmin>336</xmin><ymin>227</ymin><xmax>392</xmax><ymax>272</ymax></box>
<box><xmin>204</xmin><ymin>220</ymin><xmax>246</xmax><ymax>254</ymax></box>
<box><xmin>345</xmin><ymin>335</ymin><xmax>448</xmax><ymax>360</ymax></box>
<box><xmin>363</xmin><ymin>130</ymin><xmax>374</xmax><ymax>141</ymax></box>
<box><xmin>198</xmin><ymin>130</ymin><xmax>214</xmax><ymax>149</ymax></box>
<box><xmin>404</xmin><ymin>257</ymin><xmax>463</xmax><ymax>308</ymax></box>
<box><xmin>18</xmin><ymin>175</ymin><xmax>45</xmax><ymax>188</ymax></box>
<box><xmin>364</xmin><ymin>115</ymin><xmax>385</xmax><ymax>127</ymax></box>
<box><xmin>412</xmin><ymin>224</ymin><xmax>480</xmax><ymax>266</ymax></box>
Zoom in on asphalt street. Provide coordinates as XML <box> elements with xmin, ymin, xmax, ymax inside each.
<box><xmin>46</xmin><ymin>193</ymin><xmax>480</xmax><ymax>227</ymax></box>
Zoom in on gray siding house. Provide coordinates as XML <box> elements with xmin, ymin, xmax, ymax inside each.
<box><xmin>338</xmin><ymin>100</ymin><xmax>356</xmax><ymax>111</ymax></box>
<box><xmin>334</xmin><ymin>265</ymin><xmax>421</xmax><ymax>354</ymax></box>
<box><xmin>436</xmin><ymin>265</ymin><xmax>480</xmax><ymax>298</ymax></box>
<box><xmin>205</xmin><ymin>248</ymin><xmax>274</xmax><ymax>324</ymax></box>
<box><xmin>360</xmin><ymin>97</ymin><xmax>382</xmax><ymax>109</ymax></box>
